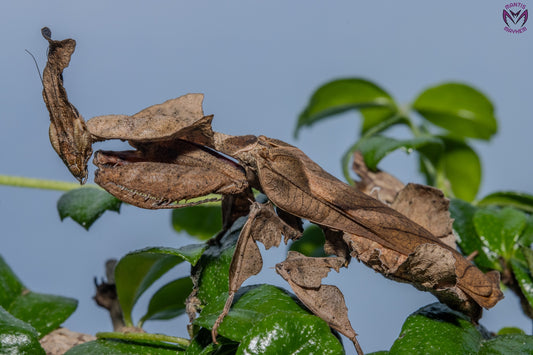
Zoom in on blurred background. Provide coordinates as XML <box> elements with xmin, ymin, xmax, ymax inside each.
<box><xmin>0</xmin><ymin>2</ymin><xmax>531</xmax><ymax>353</ymax></box>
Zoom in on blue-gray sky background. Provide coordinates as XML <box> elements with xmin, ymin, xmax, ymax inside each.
<box><xmin>1</xmin><ymin>1</ymin><xmax>531</xmax><ymax>353</ymax></box>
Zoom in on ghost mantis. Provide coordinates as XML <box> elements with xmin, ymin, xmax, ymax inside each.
<box><xmin>41</xmin><ymin>29</ymin><xmax>503</xmax><ymax>355</ymax></box>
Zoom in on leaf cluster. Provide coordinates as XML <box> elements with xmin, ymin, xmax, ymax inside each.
<box><xmin>296</xmin><ymin>79</ymin><xmax>498</xmax><ymax>201</ymax></box>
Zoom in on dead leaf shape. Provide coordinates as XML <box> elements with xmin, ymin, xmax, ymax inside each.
<box><xmin>324</xmin><ymin>228</ymin><xmax>351</xmax><ymax>261</ymax></box>
<box><xmin>349</xmin><ymin>158</ymin><xmax>494</xmax><ymax>317</ymax></box>
<box><xmin>211</xmin><ymin>202</ymin><xmax>301</xmax><ymax>343</ymax></box>
<box><xmin>352</xmin><ymin>151</ymin><xmax>404</xmax><ymax>204</ymax></box>
<box><xmin>42</xmin><ymin>69</ymin><xmax>503</xmax><ymax>346</ymax></box>
<box><xmin>276</xmin><ymin>251</ymin><xmax>363</xmax><ymax>355</ymax></box>
<box><xmin>353</xmin><ymin>154</ymin><xmax>455</xmax><ymax>248</ymax></box>
<box><xmin>221</xmin><ymin>192</ymin><xmax>254</xmax><ymax>230</ymax></box>
<box><xmin>41</xmin><ymin>27</ymin><xmax>92</xmax><ymax>183</ymax></box>
<box><xmin>86</xmin><ymin>94</ymin><xmax>215</xmax><ymax>147</ymax></box>
<box><xmin>391</xmin><ymin>183</ymin><xmax>456</xmax><ymax>248</ymax></box>
<box><xmin>213</xmin><ymin>134</ymin><xmax>503</xmax><ymax>312</ymax></box>
<box><xmin>93</xmin><ymin>140</ymin><xmax>248</xmax><ymax>209</ymax></box>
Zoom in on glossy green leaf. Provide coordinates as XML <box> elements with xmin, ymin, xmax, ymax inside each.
<box><xmin>519</xmin><ymin>217</ymin><xmax>533</xmax><ymax>246</ymax></box>
<box><xmin>479</xmin><ymin>334</ymin><xmax>533</xmax><ymax>355</ymax></box>
<box><xmin>449</xmin><ymin>199</ymin><xmax>500</xmax><ymax>270</ymax></box>
<box><xmin>497</xmin><ymin>327</ymin><xmax>526</xmax><ymax>335</ymax></box>
<box><xmin>522</xmin><ymin>246</ymin><xmax>533</xmax><ymax>271</ymax></box>
<box><xmin>385</xmin><ymin>303</ymin><xmax>533</xmax><ymax>354</ymax></box>
<box><xmin>510</xmin><ymin>259</ymin><xmax>533</xmax><ymax>310</ymax></box>
<box><xmin>172</xmin><ymin>205</ymin><xmax>222</xmax><ymax>240</ymax></box>
<box><xmin>115</xmin><ymin>244</ymin><xmax>206</xmax><ymax>326</ymax></box>
<box><xmin>65</xmin><ymin>339</ymin><xmax>184</xmax><ymax>355</ymax></box>
<box><xmin>438</xmin><ymin>139</ymin><xmax>481</xmax><ymax>201</ymax></box>
<box><xmin>8</xmin><ymin>292</ymin><xmax>77</xmax><ymax>337</ymax></box>
<box><xmin>357</xmin><ymin>135</ymin><xmax>443</xmax><ymax>171</ymax></box>
<box><xmin>185</xmin><ymin>328</ymin><xmax>238</xmax><ymax>355</ymax></box>
<box><xmin>389</xmin><ymin>303</ymin><xmax>483</xmax><ymax>354</ymax></box>
<box><xmin>413</xmin><ymin>83</ymin><xmax>497</xmax><ymax>140</ymax></box>
<box><xmin>477</xmin><ymin>191</ymin><xmax>533</xmax><ymax>214</ymax></box>
<box><xmin>0</xmin><ymin>255</ymin><xmax>25</xmax><ymax>309</ymax></box>
<box><xmin>57</xmin><ymin>187</ymin><xmax>121</xmax><ymax>230</ymax></box>
<box><xmin>139</xmin><ymin>277</ymin><xmax>193</xmax><ymax>324</ymax></box>
<box><xmin>295</xmin><ymin>78</ymin><xmax>396</xmax><ymax>137</ymax></box>
<box><xmin>195</xmin><ymin>284</ymin><xmax>308</xmax><ymax>342</ymax></box>
<box><xmin>360</xmin><ymin>106</ymin><xmax>399</xmax><ymax>134</ymax></box>
<box><xmin>473</xmin><ymin>207</ymin><xmax>527</xmax><ymax>259</ymax></box>
<box><xmin>0</xmin><ymin>306</ymin><xmax>45</xmax><ymax>355</ymax></box>
<box><xmin>289</xmin><ymin>225</ymin><xmax>326</xmax><ymax>257</ymax></box>
<box><xmin>194</xmin><ymin>217</ymin><xmax>247</xmax><ymax>306</ymax></box>
<box><xmin>237</xmin><ymin>312</ymin><xmax>344</xmax><ymax>354</ymax></box>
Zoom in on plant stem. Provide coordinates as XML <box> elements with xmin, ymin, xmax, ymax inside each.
<box><xmin>96</xmin><ymin>331</ymin><xmax>190</xmax><ymax>348</ymax></box>
<box><xmin>0</xmin><ymin>174</ymin><xmax>100</xmax><ymax>191</ymax></box>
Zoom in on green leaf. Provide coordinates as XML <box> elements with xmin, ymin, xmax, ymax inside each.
<box><xmin>289</xmin><ymin>225</ymin><xmax>326</xmax><ymax>257</ymax></box>
<box><xmin>519</xmin><ymin>217</ymin><xmax>533</xmax><ymax>246</ymax></box>
<box><xmin>139</xmin><ymin>277</ymin><xmax>193</xmax><ymax>324</ymax></box>
<box><xmin>185</xmin><ymin>328</ymin><xmax>238</xmax><ymax>355</ymax></box>
<box><xmin>8</xmin><ymin>292</ymin><xmax>77</xmax><ymax>337</ymax></box>
<box><xmin>172</xmin><ymin>205</ymin><xmax>222</xmax><ymax>240</ymax></box>
<box><xmin>473</xmin><ymin>207</ymin><xmax>527</xmax><ymax>260</ymax></box>
<box><xmin>0</xmin><ymin>255</ymin><xmax>25</xmax><ymax>309</ymax></box>
<box><xmin>413</xmin><ymin>82</ymin><xmax>498</xmax><ymax>140</ymax></box>
<box><xmin>477</xmin><ymin>191</ymin><xmax>533</xmax><ymax>214</ymax></box>
<box><xmin>65</xmin><ymin>339</ymin><xmax>184</xmax><ymax>355</ymax></box>
<box><xmin>341</xmin><ymin>114</ymin><xmax>410</xmax><ymax>183</ymax></box>
<box><xmin>0</xmin><ymin>306</ymin><xmax>45</xmax><ymax>355</ymax></box>
<box><xmin>449</xmin><ymin>199</ymin><xmax>500</xmax><ymax>270</ymax></box>
<box><xmin>115</xmin><ymin>244</ymin><xmax>206</xmax><ymax>326</ymax></box>
<box><xmin>237</xmin><ymin>312</ymin><xmax>344</xmax><ymax>354</ymax></box>
<box><xmin>57</xmin><ymin>187</ymin><xmax>121</xmax><ymax>230</ymax></box>
<box><xmin>497</xmin><ymin>327</ymin><xmax>526</xmax><ymax>335</ymax></box>
<box><xmin>195</xmin><ymin>284</ymin><xmax>309</xmax><ymax>342</ymax></box>
<box><xmin>522</xmin><ymin>246</ymin><xmax>533</xmax><ymax>271</ymax></box>
<box><xmin>510</xmin><ymin>259</ymin><xmax>533</xmax><ymax>310</ymax></box>
<box><xmin>389</xmin><ymin>303</ymin><xmax>483</xmax><ymax>354</ymax></box>
<box><xmin>194</xmin><ymin>217</ymin><xmax>247</xmax><ymax>306</ymax></box>
<box><xmin>295</xmin><ymin>78</ymin><xmax>396</xmax><ymax>137</ymax></box>
<box><xmin>437</xmin><ymin>139</ymin><xmax>481</xmax><ymax>201</ymax></box>
<box><xmin>357</xmin><ymin>135</ymin><xmax>443</xmax><ymax>171</ymax></box>
<box><xmin>479</xmin><ymin>334</ymin><xmax>533</xmax><ymax>355</ymax></box>
<box><xmin>360</xmin><ymin>106</ymin><xmax>399</xmax><ymax>134</ymax></box>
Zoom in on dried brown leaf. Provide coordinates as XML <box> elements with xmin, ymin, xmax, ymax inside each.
<box><xmin>324</xmin><ymin>229</ymin><xmax>351</xmax><ymax>260</ymax></box>
<box><xmin>275</xmin><ymin>207</ymin><xmax>304</xmax><ymax>235</ymax></box>
<box><xmin>344</xmin><ymin>231</ymin><xmax>498</xmax><ymax>320</ymax></box>
<box><xmin>221</xmin><ymin>192</ymin><xmax>253</xmax><ymax>230</ymax></box>
<box><xmin>212</xmin><ymin>202</ymin><xmax>302</xmax><ymax>342</ymax></box>
<box><xmin>87</xmin><ymin>94</ymin><xmax>214</xmax><ymax>146</ymax></box>
<box><xmin>276</xmin><ymin>252</ymin><xmax>361</xmax><ymax>353</ymax></box>
<box><xmin>392</xmin><ymin>183</ymin><xmax>456</xmax><ymax>247</ymax></box>
<box><xmin>41</xmin><ymin>27</ymin><xmax>92</xmax><ymax>183</ymax></box>
<box><xmin>94</xmin><ymin>140</ymin><xmax>248</xmax><ymax>209</ymax></box>
<box><xmin>278</xmin><ymin>251</ymin><xmax>344</xmax><ymax>288</ymax></box>
<box><xmin>352</xmin><ymin>151</ymin><xmax>404</xmax><ymax>204</ymax></box>
<box><xmin>225</xmin><ymin>202</ymin><xmax>302</xmax><ymax>296</ymax></box>
<box><xmin>228</xmin><ymin>211</ymin><xmax>264</xmax><ymax>294</ymax></box>
<box><xmin>39</xmin><ymin>328</ymin><xmax>96</xmax><ymax>355</ymax></box>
